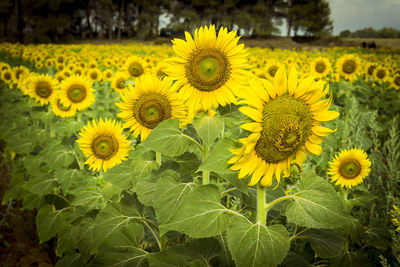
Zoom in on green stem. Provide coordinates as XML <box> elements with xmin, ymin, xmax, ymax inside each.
<box><xmin>182</xmin><ymin>134</ymin><xmax>203</xmax><ymax>152</ymax></box>
<box><xmin>257</xmin><ymin>183</ymin><xmax>267</xmax><ymax>225</ymax></box>
<box><xmin>265</xmin><ymin>195</ymin><xmax>294</xmax><ymax>213</ymax></box>
<box><xmin>202</xmin><ymin>144</ymin><xmax>209</xmax><ymax>185</ymax></box>
<box><xmin>156</xmin><ymin>151</ymin><xmax>161</xmax><ymax>166</ymax></box>
<box><xmin>221</xmin><ymin>187</ymin><xmax>239</xmax><ymax>196</ymax></box>
<box><xmin>160</xmin><ymin>234</ymin><xmax>167</xmax><ymax>251</ymax></box>
<box><xmin>142</xmin><ymin>220</ymin><xmax>161</xmax><ymax>251</ymax></box>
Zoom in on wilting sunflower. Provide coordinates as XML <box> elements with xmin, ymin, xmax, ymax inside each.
<box><xmin>60</xmin><ymin>75</ymin><xmax>95</xmax><ymax>111</ymax></box>
<box><xmin>335</xmin><ymin>54</ymin><xmax>361</xmax><ymax>82</ymax></box>
<box><xmin>51</xmin><ymin>94</ymin><xmax>77</xmax><ymax>118</ymax></box>
<box><xmin>27</xmin><ymin>74</ymin><xmax>58</xmax><ymax>105</ymax></box>
<box><xmin>125</xmin><ymin>56</ymin><xmax>146</xmax><ymax>80</ymax></box>
<box><xmin>111</xmin><ymin>71</ymin><xmax>129</xmax><ymax>93</ymax></box>
<box><xmin>310</xmin><ymin>57</ymin><xmax>332</xmax><ymax>79</ymax></box>
<box><xmin>164</xmin><ymin>25</ymin><xmax>250</xmax><ymax>112</ymax></box>
<box><xmin>229</xmin><ymin>66</ymin><xmax>339</xmax><ymax>187</ymax></box>
<box><xmin>116</xmin><ymin>75</ymin><xmax>187</xmax><ymax>141</ymax></box>
<box><xmin>328</xmin><ymin>148</ymin><xmax>371</xmax><ymax>189</ymax></box>
<box><xmin>77</xmin><ymin>118</ymin><xmax>132</xmax><ymax>172</ymax></box>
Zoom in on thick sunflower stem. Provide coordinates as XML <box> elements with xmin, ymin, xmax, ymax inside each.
<box><xmin>202</xmin><ymin>144</ymin><xmax>210</xmax><ymax>185</ymax></box>
<box><xmin>156</xmin><ymin>151</ymin><xmax>162</xmax><ymax>166</ymax></box>
<box><xmin>257</xmin><ymin>183</ymin><xmax>267</xmax><ymax>225</ymax></box>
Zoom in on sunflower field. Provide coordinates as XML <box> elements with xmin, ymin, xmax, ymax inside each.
<box><xmin>1</xmin><ymin>25</ymin><xmax>400</xmax><ymax>266</ymax></box>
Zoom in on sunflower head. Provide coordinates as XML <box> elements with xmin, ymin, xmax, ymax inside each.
<box><xmin>310</xmin><ymin>57</ymin><xmax>331</xmax><ymax>78</ymax></box>
<box><xmin>229</xmin><ymin>66</ymin><xmax>339</xmax><ymax>187</ymax></box>
<box><xmin>125</xmin><ymin>56</ymin><xmax>146</xmax><ymax>79</ymax></box>
<box><xmin>76</xmin><ymin>118</ymin><xmax>132</xmax><ymax>172</ymax></box>
<box><xmin>328</xmin><ymin>148</ymin><xmax>371</xmax><ymax>188</ymax></box>
<box><xmin>60</xmin><ymin>75</ymin><xmax>95</xmax><ymax>111</ymax></box>
<box><xmin>116</xmin><ymin>75</ymin><xmax>187</xmax><ymax>141</ymax></box>
<box><xmin>164</xmin><ymin>25</ymin><xmax>250</xmax><ymax>112</ymax></box>
<box><xmin>336</xmin><ymin>55</ymin><xmax>360</xmax><ymax>82</ymax></box>
<box><xmin>112</xmin><ymin>71</ymin><xmax>130</xmax><ymax>93</ymax></box>
<box><xmin>28</xmin><ymin>74</ymin><xmax>58</xmax><ymax>105</ymax></box>
<box><xmin>51</xmin><ymin>94</ymin><xmax>77</xmax><ymax>118</ymax></box>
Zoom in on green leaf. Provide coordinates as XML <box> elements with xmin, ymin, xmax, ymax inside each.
<box><xmin>331</xmin><ymin>251</ymin><xmax>371</xmax><ymax>267</ymax></box>
<box><xmin>198</xmin><ymin>138</ymin><xmax>238</xmax><ymax>174</ymax></box>
<box><xmin>301</xmin><ymin>229</ymin><xmax>345</xmax><ymax>258</ymax></box>
<box><xmin>131</xmin><ymin>158</ymin><xmax>159</xmax><ymax>185</ymax></box>
<box><xmin>227</xmin><ymin>217</ymin><xmax>290</xmax><ymax>267</ymax></box>
<box><xmin>8</xmin><ymin>135</ymin><xmax>34</xmax><ymax>154</ymax></box>
<box><xmin>159</xmin><ymin>185</ymin><xmax>229</xmax><ymax>237</ymax></box>
<box><xmin>103</xmin><ymin>160</ymin><xmax>133</xmax><ymax>190</ymax></box>
<box><xmin>220</xmin><ymin>172</ymin><xmax>248</xmax><ymax>195</ymax></box>
<box><xmin>193</xmin><ymin>112</ymin><xmax>224</xmax><ymax>147</ymax></box>
<box><xmin>56</xmin><ymin>253</ymin><xmax>84</xmax><ymax>267</ymax></box>
<box><xmin>71</xmin><ymin>218</ymin><xmax>95</xmax><ymax>262</ymax></box>
<box><xmin>285</xmin><ymin>174</ymin><xmax>353</xmax><ymax>229</ymax></box>
<box><xmin>56</xmin><ymin>169</ymin><xmax>89</xmax><ymax>193</ymax></box>
<box><xmin>22</xmin><ymin>192</ymin><xmax>44</xmax><ymax>210</ymax></box>
<box><xmin>136</xmin><ymin>174</ymin><xmax>157</xmax><ymax>206</ymax></box>
<box><xmin>91</xmin><ymin>193</ymin><xmax>144</xmax><ymax>253</ymax></box>
<box><xmin>71</xmin><ymin>187</ymin><xmax>105</xmax><ymax>209</ymax></box>
<box><xmin>36</xmin><ymin>205</ymin><xmax>65</xmax><ymax>243</ymax></box>
<box><xmin>26</xmin><ymin>174</ymin><xmax>57</xmax><ymax>195</ymax></box>
<box><xmin>90</xmin><ymin>223</ymin><xmax>147</xmax><ymax>267</ymax></box>
<box><xmin>142</xmin><ymin>119</ymin><xmax>190</xmax><ymax>156</ymax></box>
<box><xmin>46</xmin><ymin>143</ymin><xmax>74</xmax><ymax>169</ymax></box>
<box><xmin>351</xmin><ymin>190</ymin><xmax>377</xmax><ymax>206</ymax></box>
<box><xmin>147</xmin><ymin>238</ymin><xmax>222</xmax><ymax>267</ymax></box>
<box><xmin>153</xmin><ymin>172</ymin><xmax>196</xmax><ymax>224</ymax></box>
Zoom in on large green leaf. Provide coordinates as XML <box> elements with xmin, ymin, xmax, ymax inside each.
<box><xmin>198</xmin><ymin>138</ymin><xmax>239</xmax><ymax>174</ymax></box>
<box><xmin>192</xmin><ymin>112</ymin><xmax>224</xmax><ymax>147</ymax></box>
<box><xmin>56</xmin><ymin>253</ymin><xmax>84</xmax><ymax>267</ymax></box>
<box><xmin>142</xmin><ymin>119</ymin><xmax>190</xmax><ymax>156</ymax></box>
<box><xmin>285</xmin><ymin>174</ymin><xmax>353</xmax><ymax>229</ymax></box>
<box><xmin>153</xmin><ymin>171</ymin><xmax>196</xmax><ymax>224</ymax></box>
<box><xmin>89</xmin><ymin>223</ymin><xmax>147</xmax><ymax>267</ymax></box>
<box><xmin>103</xmin><ymin>160</ymin><xmax>133</xmax><ymax>190</ymax></box>
<box><xmin>147</xmin><ymin>238</ymin><xmax>222</xmax><ymax>267</ymax></box>
<box><xmin>301</xmin><ymin>229</ymin><xmax>345</xmax><ymax>258</ymax></box>
<box><xmin>71</xmin><ymin>187</ymin><xmax>105</xmax><ymax>209</ymax></box>
<box><xmin>56</xmin><ymin>169</ymin><xmax>89</xmax><ymax>193</ymax></box>
<box><xmin>46</xmin><ymin>143</ymin><xmax>75</xmax><ymax>169</ymax></box>
<box><xmin>159</xmin><ymin>185</ymin><xmax>229</xmax><ymax>237</ymax></box>
<box><xmin>36</xmin><ymin>205</ymin><xmax>65</xmax><ymax>243</ymax></box>
<box><xmin>227</xmin><ymin>217</ymin><xmax>290</xmax><ymax>267</ymax></box>
<box><xmin>26</xmin><ymin>173</ymin><xmax>58</xmax><ymax>195</ymax></box>
<box><xmin>91</xmin><ymin>193</ymin><xmax>144</xmax><ymax>253</ymax></box>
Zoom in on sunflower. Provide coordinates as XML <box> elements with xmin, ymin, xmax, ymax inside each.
<box><xmin>104</xmin><ymin>69</ymin><xmax>113</xmax><ymax>81</ymax></box>
<box><xmin>373</xmin><ymin>66</ymin><xmax>389</xmax><ymax>83</ymax></box>
<box><xmin>164</xmin><ymin>25</ymin><xmax>250</xmax><ymax>112</ymax></box>
<box><xmin>51</xmin><ymin>94</ymin><xmax>77</xmax><ymax>118</ymax></box>
<box><xmin>27</xmin><ymin>74</ymin><xmax>58</xmax><ymax>105</ymax></box>
<box><xmin>1</xmin><ymin>69</ymin><xmax>14</xmax><ymax>84</ymax></box>
<box><xmin>59</xmin><ymin>75</ymin><xmax>95</xmax><ymax>111</ymax></box>
<box><xmin>229</xmin><ymin>66</ymin><xmax>339</xmax><ymax>187</ymax></box>
<box><xmin>310</xmin><ymin>57</ymin><xmax>332</xmax><ymax>79</ymax></box>
<box><xmin>76</xmin><ymin>118</ymin><xmax>132</xmax><ymax>172</ymax></box>
<box><xmin>111</xmin><ymin>71</ymin><xmax>129</xmax><ymax>93</ymax></box>
<box><xmin>264</xmin><ymin>60</ymin><xmax>282</xmax><ymax>80</ymax></box>
<box><xmin>86</xmin><ymin>68</ymin><xmax>102</xmax><ymax>83</ymax></box>
<box><xmin>125</xmin><ymin>56</ymin><xmax>146</xmax><ymax>80</ymax></box>
<box><xmin>391</xmin><ymin>75</ymin><xmax>400</xmax><ymax>90</ymax></box>
<box><xmin>335</xmin><ymin>54</ymin><xmax>361</xmax><ymax>82</ymax></box>
<box><xmin>116</xmin><ymin>75</ymin><xmax>187</xmax><ymax>141</ymax></box>
<box><xmin>328</xmin><ymin>148</ymin><xmax>371</xmax><ymax>189</ymax></box>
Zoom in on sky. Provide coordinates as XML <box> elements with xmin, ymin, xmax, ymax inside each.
<box><xmin>327</xmin><ymin>0</ymin><xmax>400</xmax><ymax>35</ymax></box>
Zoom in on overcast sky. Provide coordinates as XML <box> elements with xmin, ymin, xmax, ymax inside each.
<box><xmin>327</xmin><ymin>0</ymin><xmax>400</xmax><ymax>35</ymax></box>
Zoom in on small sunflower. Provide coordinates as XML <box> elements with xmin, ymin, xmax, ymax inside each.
<box><xmin>51</xmin><ymin>94</ymin><xmax>77</xmax><ymax>118</ymax></box>
<box><xmin>328</xmin><ymin>148</ymin><xmax>371</xmax><ymax>189</ymax></box>
<box><xmin>164</xmin><ymin>25</ymin><xmax>250</xmax><ymax>112</ymax></box>
<box><xmin>391</xmin><ymin>75</ymin><xmax>400</xmax><ymax>90</ymax></box>
<box><xmin>373</xmin><ymin>67</ymin><xmax>389</xmax><ymax>83</ymax></box>
<box><xmin>335</xmin><ymin>54</ymin><xmax>360</xmax><ymax>82</ymax></box>
<box><xmin>265</xmin><ymin>61</ymin><xmax>282</xmax><ymax>80</ymax></box>
<box><xmin>310</xmin><ymin>57</ymin><xmax>332</xmax><ymax>79</ymax></box>
<box><xmin>60</xmin><ymin>75</ymin><xmax>95</xmax><ymax>111</ymax></box>
<box><xmin>229</xmin><ymin>66</ymin><xmax>339</xmax><ymax>187</ymax></box>
<box><xmin>27</xmin><ymin>74</ymin><xmax>58</xmax><ymax>105</ymax></box>
<box><xmin>86</xmin><ymin>68</ymin><xmax>102</xmax><ymax>83</ymax></box>
<box><xmin>116</xmin><ymin>75</ymin><xmax>187</xmax><ymax>141</ymax></box>
<box><xmin>111</xmin><ymin>71</ymin><xmax>129</xmax><ymax>93</ymax></box>
<box><xmin>125</xmin><ymin>56</ymin><xmax>146</xmax><ymax>80</ymax></box>
<box><xmin>77</xmin><ymin>118</ymin><xmax>132</xmax><ymax>172</ymax></box>
<box><xmin>1</xmin><ymin>69</ymin><xmax>14</xmax><ymax>84</ymax></box>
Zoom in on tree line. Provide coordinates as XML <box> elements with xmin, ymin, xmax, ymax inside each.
<box><xmin>340</xmin><ymin>27</ymin><xmax>400</xmax><ymax>39</ymax></box>
<box><xmin>0</xmin><ymin>0</ymin><xmax>333</xmax><ymax>43</ymax></box>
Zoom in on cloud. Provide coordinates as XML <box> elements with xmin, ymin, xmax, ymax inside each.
<box><xmin>328</xmin><ymin>0</ymin><xmax>400</xmax><ymax>34</ymax></box>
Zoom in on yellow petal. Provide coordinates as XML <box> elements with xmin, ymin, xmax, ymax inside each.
<box><xmin>260</xmin><ymin>164</ymin><xmax>275</xmax><ymax>187</ymax></box>
<box><xmin>287</xmin><ymin>66</ymin><xmax>298</xmax><ymax>96</ymax></box>
<box><xmin>313</xmin><ymin>110</ymin><xmax>340</xmax><ymax>122</ymax></box>
<box><xmin>305</xmin><ymin>140</ymin><xmax>322</xmax><ymax>155</ymax></box>
<box><xmin>239</xmin><ymin>107</ymin><xmax>262</xmax><ymax>122</ymax></box>
<box><xmin>240</xmin><ymin>122</ymin><xmax>262</xmax><ymax>132</ymax></box>
<box><xmin>273</xmin><ymin>66</ymin><xmax>287</xmax><ymax>96</ymax></box>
